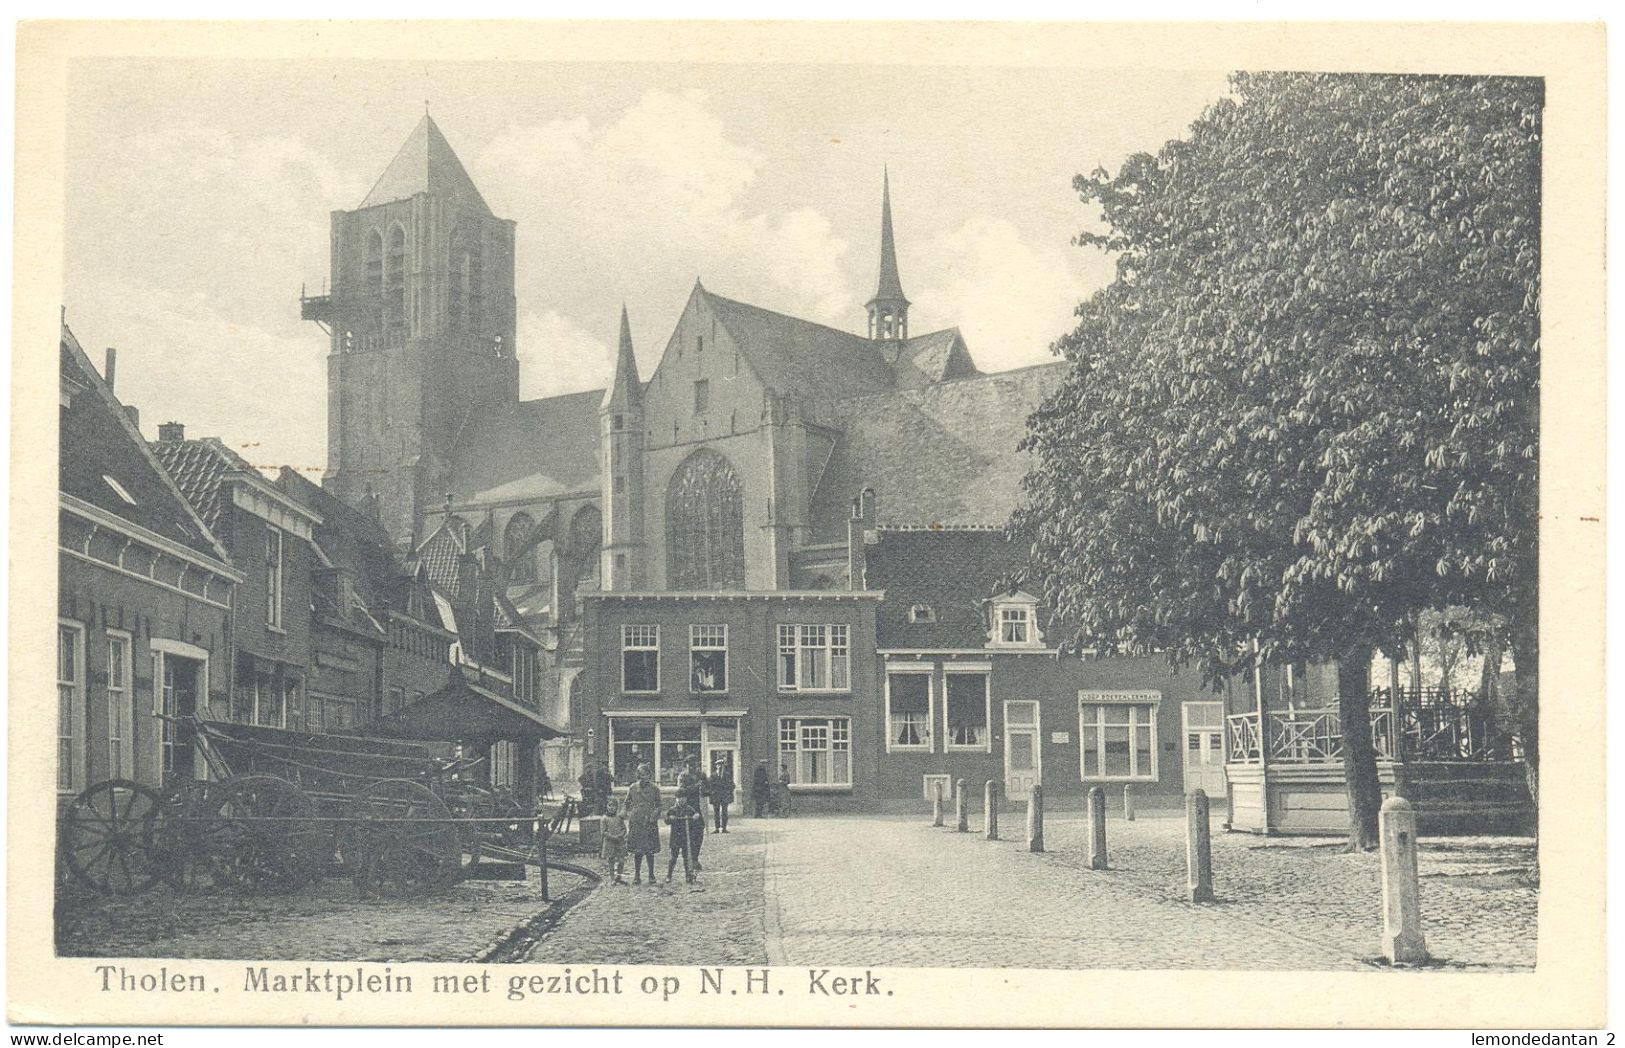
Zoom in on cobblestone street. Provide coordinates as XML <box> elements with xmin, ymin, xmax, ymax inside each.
<box><xmin>540</xmin><ymin>811</ymin><xmax>1536</xmax><ymax>971</ymax></box>
<box><xmin>56</xmin><ymin>812</ymin><xmax>1536</xmax><ymax>971</ymax></box>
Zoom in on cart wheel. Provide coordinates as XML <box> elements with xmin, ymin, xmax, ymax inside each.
<box><xmin>204</xmin><ymin>775</ymin><xmax>325</xmax><ymax>894</ymax></box>
<box><xmin>350</xmin><ymin>779</ymin><xmax>463</xmax><ymax>899</ymax></box>
<box><xmin>59</xmin><ymin>780</ymin><xmax>166</xmax><ymax>895</ymax></box>
<box><xmin>154</xmin><ymin>780</ymin><xmax>220</xmax><ymax>892</ymax></box>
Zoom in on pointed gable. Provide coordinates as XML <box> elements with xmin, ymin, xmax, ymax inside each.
<box><xmin>359</xmin><ymin>115</ymin><xmax>492</xmax><ymax>216</ymax></box>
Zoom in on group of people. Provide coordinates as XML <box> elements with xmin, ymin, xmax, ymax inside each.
<box><xmin>598</xmin><ymin>758</ymin><xmax>736</xmax><ymax>885</ymax></box>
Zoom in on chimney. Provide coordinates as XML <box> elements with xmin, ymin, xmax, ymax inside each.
<box><xmin>103</xmin><ymin>348</ymin><xmax>117</xmax><ymax>391</ymax></box>
<box><xmin>847</xmin><ymin>487</ymin><xmax>877</xmax><ymax>590</ymax></box>
<box><xmin>158</xmin><ymin>421</ymin><xmax>186</xmax><ymax>443</ymax></box>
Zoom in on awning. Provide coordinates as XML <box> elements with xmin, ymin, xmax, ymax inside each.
<box><xmin>367</xmin><ymin>671</ymin><xmax>564</xmax><ymax>745</ymax></box>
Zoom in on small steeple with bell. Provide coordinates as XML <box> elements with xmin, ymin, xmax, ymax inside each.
<box><xmin>866</xmin><ymin>168</ymin><xmax>909</xmax><ymax>341</ymax></box>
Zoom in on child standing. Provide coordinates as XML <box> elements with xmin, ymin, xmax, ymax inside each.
<box><xmin>600</xmin><ymin>798</ymin><xmax>627</xmax><ymax>884</ymax></box>
<box><xmin>663</xmin><ymin>798</ymin><xmax>698</xmax><ymax>884</ymax></box>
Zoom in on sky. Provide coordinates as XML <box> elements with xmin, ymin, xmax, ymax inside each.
<box><xmin>63</xmin><ymin>59</ymin><xmax>1230</xmax><ymax>475</ymax></box>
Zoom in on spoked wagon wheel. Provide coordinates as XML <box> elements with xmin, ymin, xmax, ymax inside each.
<box><xmin>59</xmin><ymin>780</ymin><xmax>167</xmax><ymax>896</ymax></box>
<box><xmin>204</xmin><ymin>775</ymin><xmax>326</xmax><ymax>894</ymax></box>
<box><xmin>154</xmin><ymin>780</ymin><xmax>234</xmax><ymax>892</ymax></box>
<box><xmin>350</xmin><ymin>779</ymin><xmax>465</xmax><ymax>899</ymax></box>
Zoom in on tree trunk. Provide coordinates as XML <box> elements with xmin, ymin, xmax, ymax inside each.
<box><xmin>1511</xmin><ymin>608</ymin><xmax>1539</xmax><ymax>823</ymax></box>
<box><xmin>1338</xmin><ymin>646</ymin><xmax>1382</xmax><ymax>851</ymax></box>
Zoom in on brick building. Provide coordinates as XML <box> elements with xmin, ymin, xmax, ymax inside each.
<box><xmin>152</xmin><ymin>427</ymin><xmax>323</xmax><ymax>730</ymax></box>
<box><xmin>579</xmin><ymin>590</ymin><xmax>883</xmax><ymax>810</ymax></box>
<box><xmin>58</xmin><ymin>326</ymin><xmax>239</xmax><ymax>796</ymax></box>
<box><xmin>853</xmin><ymin>496</ymin><xmax>1227</xmax><ymax>810</ymax></box>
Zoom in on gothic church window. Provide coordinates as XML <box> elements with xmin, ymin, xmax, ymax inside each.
<box><xmin>385</xmin><ymin>225</ymin><xmax>406</xmax><ymax>331</ymax></box>
<box><xmin>365</xmin><ymin>231</ymin><xmax>383</xmax><ymax>300</ymax></box>
<box><xmin>448</xmin><ymin>227</ymin><xmax>482</xmax><ymax>331</ymax></box>
<box><xmin>665</xmin><ymin>448</ymin><xmax>745</xmax><ymax>590</ymax></box>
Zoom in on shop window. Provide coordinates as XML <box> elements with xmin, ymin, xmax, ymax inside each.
<box><xmin>1079</xmin><ymin>694</ymin><xmax>1160</xmax><ymax>781</ymax></box>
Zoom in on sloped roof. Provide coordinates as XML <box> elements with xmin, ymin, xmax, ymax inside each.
<box><xmin>890</xmin><ymin>328</ymin><xmax>978</xmax><ymax>388</ymax></box>
<box><xmin>413</xmin><ymin>515</ymin><xmax>466</xmax><ymax>595</ymax></box>
<box><xmin>866</xmin><ymin>527</ymin><xmax>1041</xmax><ymax>649</ymax></box>
<box><xmin>807</xmin><ymin>362</ymin><xmax>1068</xmax><ymax>541</ymax></box>
<box><xmin>59</xmin><ymin>328</ymin><xmax>229</xmax><ymax>564</ymax></box>
<box><xmin>359</xmin><ymin>115</ymin><xmax>492</xmax><ymax>217</ymax></box>
<box><xmin>449</xmin><ymin>389</ymin><xmax>602</xmax><ymax>501</ymax></box>
<box><xmin>150</xmin><ymin>437</ymin><xmax>259</xmax><ymax>535</ymax></box>
<box><xmin>277</xmin><ymin>468</ymin><xmax>406</xmax><ymax>619</ymax></box>
<box><xmin>702</xmin><ymin>288</ymin><xmax>897</xmax><ymax>402</ymax></box>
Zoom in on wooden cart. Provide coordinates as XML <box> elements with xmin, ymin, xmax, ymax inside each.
<box><xmin>57</xmin><ymin>717</ymin><xmax>594</xmax><ymax>899</ymax></box>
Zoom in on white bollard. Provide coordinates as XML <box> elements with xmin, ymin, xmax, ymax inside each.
<box><xmin>1186</xmin><ymin>789</ymin><xmax>1214</xmax><ymax>903</ymax></box>
<box><xmin>1124</xmin><ymin>782</ymin><xmax>1136</xmax><ymax>821</ymax></box>
<box><xmin>984</xmin><ymin>779</ymin><xmax>1000</xmax><ymax>840</ymax></box>
<box><xmin>1027</xmin><ymin>784</ymin><xmax>1044</xmax><ymax>853</ymax></box>
<box><xmin>955</xmin><ymin>778</ymin><xmax>969</xmax><ymax>833</ymax></box>
<box><xmin>1087</xmin><ymin>786</ymin><xmax>1108</xmax><ymax>870</ymax></box>
<box><xmin>1380</xmin><ymin>796</ymin><xmax>1429</xmax><ymax>964</ymax></box>
<box><xmin>931</xmin><ymin>780</ymin><xmax>944</xmax><ymax>827</ymax></box>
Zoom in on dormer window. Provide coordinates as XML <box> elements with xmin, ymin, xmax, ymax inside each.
<box><xmin>908</xmin><ymin>604</ymin><xmax>936</xmax><ymax>624</ymax></box>
<box><xmin>986</xmin><ymin>592</ymin><xmax>1044</xmax><ymax>649</ymax></box>
<box><xmin>999</xmin><ymin>606</ymin><xmax>1031</xmax><ymax>644</ymax></box>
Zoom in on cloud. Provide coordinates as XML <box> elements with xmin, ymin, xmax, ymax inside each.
<box><xmin>475</xmin><ymin>89</ymin><xmax>853</xmax><ymax>363</ymax></box>
<box><xmin>517</xmin><ymin>308</ymin><xmax>614</xmax><ymax>399</ymax></box>
<box><xmin>909</xmin><ymin>216</ymin><xmax>1112</xmax><ymax>372</ymax></box>
<box><xmin>68</xmin><ymin>280</ymin><xmax>327</xmax><ymax>478</ymax></box>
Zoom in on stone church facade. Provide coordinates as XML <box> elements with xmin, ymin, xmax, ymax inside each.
<box><xmin>303</xmin><ymin>115</ymin><xmax>1066</xmax><ymax>792</ymax></box>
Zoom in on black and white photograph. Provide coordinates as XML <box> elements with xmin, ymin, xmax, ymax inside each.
<box><xmin>9</xmin><ymin>19</ymin><xmax>1607</xmax><ymax>1031</ymax></box>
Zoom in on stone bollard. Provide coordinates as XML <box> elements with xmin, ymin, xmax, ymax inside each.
<box><xmin>1380</xmin><ymin>796</ymin><xmax>1429</xmax><ymax>964</ymax></box>
<box><xmin>1124</xmin><ymin>783</ymin><xmax>1136</xmax><ymax>821</ymax></box>
<box><xmin>984</xmin><ymin>780</ymin><xmax>1000</xmax><ymax>840</ymax></box>
<box><xmin>931</xmin><ymin>780</ymin><xmax>945</xmax><ymax>827</ymax></box>
<box><xmin>1087</xmin><ymin>786</ymin><xmax>1108</xmax><ymax>869</ymax></box>
<box><xmin>1186</xmin><ymin>789</ymin><xmax>1215</xmax><ymax>902</ymax></box>
<box><xmin>955</xmin><ymin>778</ymin><xmax>969</xmax><ymax>833</ymax></box>
<box><xmin>1026</xmin><ymin>784</ymin><xmax>1044</xmax><ymax>852</ymax></box>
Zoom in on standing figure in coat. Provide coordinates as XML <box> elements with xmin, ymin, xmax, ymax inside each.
<box><xmin>708</xmin><ymin>760</ymin><xmax>735</xmax><ymax>833</ymax></box>
<box><xmin>623</xmin><ymin>764</ymin><xmax>662</xmax><ymax>884</ymax></box>
<box><xmin>752</xmin><ymin>761</ymin><xmax>772</xmax><ymax>818</ymax></box>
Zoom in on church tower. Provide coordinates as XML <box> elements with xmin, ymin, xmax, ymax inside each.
<box><xmin>303</xmin><ymin>114</ymin><xmax>519</xmax><ymax>543</ymax></box>
<box><xmin>866</xmin><ymin>169</ymin><xmax>910</xmax><ymax>341</ymax></box>
<box><xmin>600</xmin><ymin>306</ymin><xmax>645</xmax><ymax>591</ymax></box>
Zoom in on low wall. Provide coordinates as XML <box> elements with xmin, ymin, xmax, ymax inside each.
<box><xmin>1224</xmin><ymin>760</ymin><xmax>1532</xmax><ymax>836</ymax></box>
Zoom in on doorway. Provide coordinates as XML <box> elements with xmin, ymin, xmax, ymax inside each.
<box><xmin>702</xmin><ymin>718</ymin><xmax>739</xmax><ymax>792</ymax></box>
<box><xmin>1182</xmin><ymin>701</ymin><xmax>1228</xmax><ymax>797</ymax></box>
<box><xmin>1003</xmin><ymin>700</ymin><xmax>1041</xmax><ymax>801</ymax></box>
<box><xmin>158</xmin><ymin>654</ymin><xmax>202</xmax><ymax>782</ymax></box>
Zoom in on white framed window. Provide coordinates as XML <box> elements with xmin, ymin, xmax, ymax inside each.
<box><xmin>689</xmin><ymin>624</ymin><xmax>728</xmax><ymax>693</ymax></box>
<box><xmin>908</xmin><ymin>604</ymin><xmax>936</xmax><ymax>624</ymax></box>
<box><xmin>778</xmin><ymin>717</ymin><xmax>851</xmax><ymax>788</ymax></box>
<box><xmin>608</xmin><ymin>718</ymin><xmax>714</xmax><ymax>787</ymax></box>
<box><xmin>106</xmin><ymin>630</ymin><xmax>135</xmax><ymax>780</ymax></box>
<box><xmin>999</xmin><ymin>606</ymin><xmax>1031</xmax><ymax>644</ymax></box>
<box><xmin>885</xmin><ymin>666</ymin><xmax>933</xmax><ymax>751</ymax></box>
<box><xmin>58</xmin><ymin>621</ymin><xmax>85</xmax><ymax>793</ymax></box>
<box><xmin>1078</xmin><ymin>691</ymin><xmax>1161</xmax><ymax>781</ymax></box>
<box><xmin>622</xmin><ymin>625</ymin><xmax>660</xmax><ymax>693</ymax></box>
<box><xmin>777</xmin><ymin>624</ymin><xmax>850</xmax><ymax>692</ymax></box>
<box><xmin>987</xmin><ymin>592</ymin><xmax>1044</xmax><ymax>649</ymax></box>
<box><xmin>265</xmin><ymin>527</ymin><xmax>284</xmax><ymax>629</ymax></box>
<box><xmin>944</xmin><ymin>669</ymin><xmax>991</xmax><ymax>750</ymax></box>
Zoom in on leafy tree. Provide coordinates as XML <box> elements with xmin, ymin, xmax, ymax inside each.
<box><xmin>1014</xmin><ymin>72</ymin><xmax>1541</xmax><ymax>848</ymax></box>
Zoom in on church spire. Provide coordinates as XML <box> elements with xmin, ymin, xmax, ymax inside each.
<box><xmin>866</xmin><ymin>168</ymin><xmax>909</xmax><ymax>340</ymax></box>
<box><xmin>603</xmin><ymin>304</ymin><xmax>642</xmax><ymax>411</ymax></box>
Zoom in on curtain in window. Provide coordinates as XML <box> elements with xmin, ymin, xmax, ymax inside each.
<box><xmin>665</xmin><ymin>449</ymin><xmax>745</xmax><ymax>589</ymax></box>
